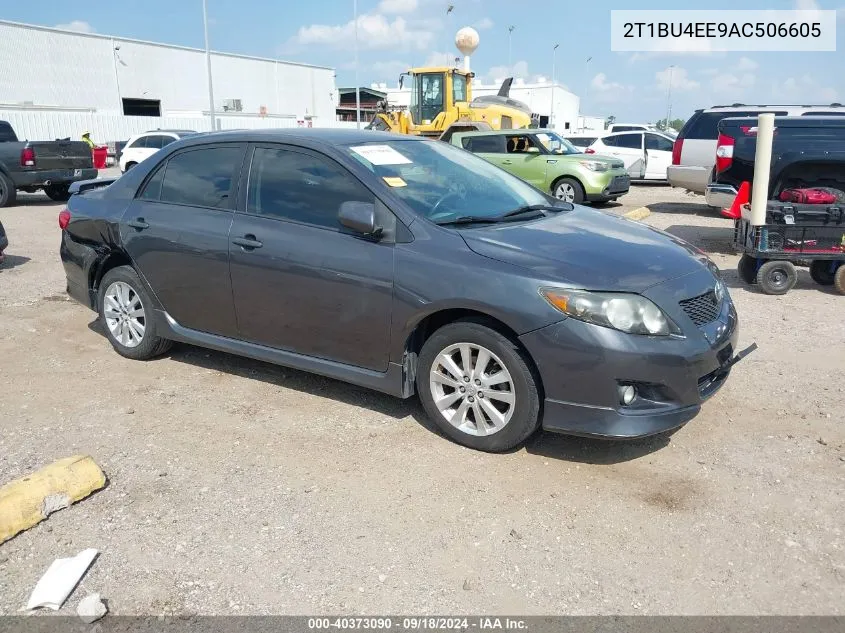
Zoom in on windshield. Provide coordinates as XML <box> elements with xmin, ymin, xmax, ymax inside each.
<box><xmin>535</xmin><ymin>132</ymin><xmax>581</xmax><ymax>155</ymax></box>
<box><xmin>345</xmin><ymin>139</ymin><xmax>550</xmax><ymax>223</ymax></box>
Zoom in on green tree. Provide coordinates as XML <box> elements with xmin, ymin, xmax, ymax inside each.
<box><xmin>605</xmin><ymin>115</ymin><xmax>616</xmax><ymax>127</ymax></box>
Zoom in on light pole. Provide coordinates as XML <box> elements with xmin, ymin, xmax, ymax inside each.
<box><xmin>202</xmin><ymin>0</ymin><xmax>216</xmax><ymax>131</ymax></box>
<box><xmin>550</xmin><ymin>43</ymin><xmax>559</xmax><ymax>129</ymax></box>
<box><xmin>582</xmin><ymin>56</ymin><xmax>592</xmax><ymax>120</ymax></box>
<box><xmin>665</xmin><ymin>65</ymin><xmax>675</xmax><ymax>130</ymax></box>
<box><xmin>354</xmin><ymin>0</ymin><xmax>360</xmax><ymax>129</ymax></box>
<box><xmin>508</xmin><ymin>26</ymin><xmax>515</xmax><ymax>69</ymax></box>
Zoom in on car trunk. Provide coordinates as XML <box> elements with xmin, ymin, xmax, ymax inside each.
<box><xmin>29</xmin><ymin>140</ymin><xmax>94</xmax><ymax>170</ymax></box>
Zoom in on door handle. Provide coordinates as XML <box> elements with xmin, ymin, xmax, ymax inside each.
<box><xmin>232</xmin><ymin>234</ymin><xmax>263</xmax><ymax>250</ymax></box>
<box><xmin>501</xmin><ymin>159</ymin><xmax>513</xmax><ymax>165</ymax></box>
<box><xmin>127</xmin><ymin>218</ymin><xmax>149</xmax><ymax>230</ymax></box>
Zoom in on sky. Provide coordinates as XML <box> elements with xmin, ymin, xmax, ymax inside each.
<box><xmin>4</xmin><ymin>0</ymin><xmax>844</xmax><ymax>123</ymax></box>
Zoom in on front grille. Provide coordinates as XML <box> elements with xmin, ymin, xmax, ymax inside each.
<box><xmin>679</xmin><ymin>290</ymin><xmax>720</xmax><ymax>327</ymax></box>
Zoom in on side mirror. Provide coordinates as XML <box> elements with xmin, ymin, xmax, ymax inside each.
<box><xmin>339</xmin><ymin>201</ymin><xmax>381</xmax><ymax>238</ymax></box>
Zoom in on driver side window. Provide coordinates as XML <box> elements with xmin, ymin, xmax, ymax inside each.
<box><xmin>420</xmin><ymin>74</ymin><xmax>444</xmax><ymax>122</ymax></box>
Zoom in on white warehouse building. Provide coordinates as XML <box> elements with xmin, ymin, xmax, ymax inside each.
<box><xmin>379</xmin><ymin>77</ymin><xmax>598</xmax><ymax>133</ymax></box>
<box><xmin>0</xmin><ymin>20</ymin><xmax>338</xmax><ymax>143</ymax></box>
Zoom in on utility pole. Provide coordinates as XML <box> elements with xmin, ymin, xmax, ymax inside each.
<box><xmin>508</xmin><ymin>26</ymin><xmax>515</xmax><ymax>69</ymax></box>
<box><xmin>354</xmin><ymin>0</ymin><xmax>360</xmax><ymax>129</ymax></box>
<box><xmin>665</xmin><ymin>65</ymin><xmax>675</xmax><ymax>130</ymax></box>
<box><xmin>446</xmin><ymin>5</ymin><xmax>454</xmax><ymax>65</ymax></box>
<box><xmin>202</xmin><ymin>0</ymin><xmax>216</xmax><ymax>131</ymax></box>
<box><xmin>551</xmin><ymin>43</ymin><xmax>559</xmax><ymax>129</ymax></box>
<box><xmin>582</xmin><ymin>56</ymin><xmax>592</xmax><ymax>120</ymax></box>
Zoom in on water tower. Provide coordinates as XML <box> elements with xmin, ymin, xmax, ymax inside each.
<box><xmin>455</xmin><ymin>27</ymin><xmax>479</xmax><ymax>72</ymax></box>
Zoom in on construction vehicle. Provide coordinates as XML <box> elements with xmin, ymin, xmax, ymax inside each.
<box><xmin>366</xmin><ymin>66</ymin><xmax>538</xmax><ymax>141</ymax></box>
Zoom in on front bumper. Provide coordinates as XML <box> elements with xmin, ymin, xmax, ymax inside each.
<box><xmin>705</xmin><ymin>183</ymin><xmax>738</xmax><ymax>209</ymax></box>
<box><xmin>667</xmin><ymin>165</ymin><xmax>709</xmax><ymax>193</ymax></box>
<box><xmin>582</xmin><ymin>169</ymin><xmax>631</xmax><ymax>201</ymax></box>
<box><xmin>16</xmin><ymin>167</ymin><xmax>98</xmax><ymax>188</ymax></box>
<box><xmin>519</xmin><ymin>268</ymin><xmax>741</xmax><ymax>439</ymax></box>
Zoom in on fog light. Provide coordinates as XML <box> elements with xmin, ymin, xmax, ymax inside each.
<box><xmin>619</xmin><ymin>385</ymin><xmax>636</xmax><ymax>405</ymax></box>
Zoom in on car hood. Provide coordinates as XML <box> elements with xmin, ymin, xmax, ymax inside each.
<box><xmin>459</xmin><ymin>207</ymin><xmax>708</xmax><ymax>292</ymax></box>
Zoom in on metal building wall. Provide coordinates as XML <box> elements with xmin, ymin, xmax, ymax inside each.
<box><xmin>0</xmin><ymin>21</ymin><xmax>336</xmax><ymax>120</ymax></box>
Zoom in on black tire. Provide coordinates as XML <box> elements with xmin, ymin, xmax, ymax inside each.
<box><xmin>0</xmin><ymin>171</ymin><xmax>17</xmax><ymax>208</ymax></box>
<box><xmin>834</xmin><ymin>265</ymin><xmax>845</xmax><ymax>296</ymax></box>
<box><xmin>756</xmin><ymin>260</ymin><xmax>797</xmax><ymax>295</ymax></box>
<box><xmin>98</xmin><ymin>266</ymin><xmax>172</xmax><ymax>360</ymax></box>
<box><xmin>44</xmin><ymin>183</ymin><xmax>71</xmax><ymax>202</ymax></box>
<box><xmin>552</xmin><ymin>177</ymin><xmax>585</xmax><ymax>204</ymax></box>
<box><xmin>416</xmin><ymin>320</ymin><xmax>542</xmax><ymax>452</ymax></box>
<box><xmin>737</xmin><ymin>254</ymin><xmax>758</xmax><ymax>285</ymax></box>
<box><xmin>809</xmin><ymin>260</ymin><xmax>836</xmax><ymax>286</ymax></box>
<box><xmin>124</xmin><ymin>162</ymin><xmax>137</xmax><ymax>172</ymax></box>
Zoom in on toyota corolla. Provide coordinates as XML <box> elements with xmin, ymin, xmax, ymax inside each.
<box><xmin>59</xmin><ymin>129</ymin><xmax>750</xmax><ymax>452</ymax></box>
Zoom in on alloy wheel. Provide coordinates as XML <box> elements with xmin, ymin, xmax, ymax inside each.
<box><xmin>554</xmin><ymin>182</ymin><xmax>575</xmax><ymax>202</ymax></box>
<box><xmin>103</xmin><ymin>281</ymin><xmax>146</xmax><ymax>348</ymax></box>
<box><xmin>429</xmin><ymin>342</ymin><xmax>515</xmax><ymax>436</ymax></box>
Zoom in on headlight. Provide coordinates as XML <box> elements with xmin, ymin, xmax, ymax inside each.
<box><xmin>582</xmin><ymin>160</ymin><xmax>609</xmax><ymax>172</ymax></box>
<box><xmin>540</xmin><ymin>288</ymin><xmax>681</xmax><ymax>336</ymax></box>
<box><xmin>714</xmin><ymin>278</ymin><xmax>727</xmax><ymax>304</ymax></box>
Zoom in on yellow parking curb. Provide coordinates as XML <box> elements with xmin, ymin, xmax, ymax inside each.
<box><xmin>622</xmin><ymin>206</ymin><xmax>651</xmax><ymax>221</ymax></box>
<box><xmin>0</xmin><ymin>455</ymin><xmax>106</xmax><ymax>544</ymax></box>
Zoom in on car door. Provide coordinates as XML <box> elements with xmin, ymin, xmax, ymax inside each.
<box><xmin>227</xmin><ymin>144</ymin><xmax>395</xmax><ymax>372</ymax></box>
<box><xmin>121</xmin><ymin>143</ymin><xmax>246</xmax><ymax>337</ymax></box>
<box><xmin>602</xmin><ymin>133</ymin><xmax>645</xmax><ymax>178</ymax></box>
<box><xmin>500</xmin><ymin>134</ymin><xmax>548</xmax><ymax>189</ymax></box>
<box><xmin>644</xmin><ymin>133</ymin><xmax>674</xmax><ymax>180</ymax></box>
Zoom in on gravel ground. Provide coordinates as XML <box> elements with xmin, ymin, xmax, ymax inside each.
<box><xmin>0</xmin><ymin>180</ymin><xmax>843</xmax><ymax>616</ymax></box>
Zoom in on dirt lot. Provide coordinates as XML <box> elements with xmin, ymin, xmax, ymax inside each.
<box><xmin>1</xmin><ymin>181</ymin><xmax>843</xmax><ymax>616</ymax></box>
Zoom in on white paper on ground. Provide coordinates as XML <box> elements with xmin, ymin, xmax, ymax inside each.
<box><xmin>25</xmin><ymin>548</ymin><xmax>99</xmax><ymax>611</ymax></box>
<box><xmin>349</xmin><ymin>144</ymin><xmax>412</xmax><ymax>166</ymax></box>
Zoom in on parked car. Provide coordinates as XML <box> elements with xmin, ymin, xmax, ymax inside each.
<box><xmin>0</xmin><ymin>120</ymin><xmax>97</xmax><ymax>207</ymax></box>
<box><xmin>119</xmin><ymin>129</ymin><xmax>199</xmax><ymax>173</ymax></box>
<box><xmin>707</xmin><ymin>115</ymin><xmax>845</xmax><ymax>210</ymax></box>
<box><xmin>0</xmin><ymin>219</ymin><xmax>7</xmax><ymax>263</ymax></box>
<box><xmin>451</xmin><ymin>129</ymin><xmax>630</xmax><ymax>204</ymax></box>
<box><xmin>607</xmin><ymin>123</ymin><xmax>664</xmax><ymax>135</ymax></box>
<box><xmin>61</xmin><ymin>129</ymin><xmax>742</xmax><ymax>452</ymax></box>
<box><xmin>586</xmin><ymin>131</ymin><xmax>675</xmax><ymax>181</ymax></box>
<box><xmin>668</xmin><ymin>103</ymin><xmax>845</xmax><ymax>199</ymax></box>
<box><xmin>564</xmin><ymin>134</ymin><xmax>599</xmax><ymax>151</ymax></box>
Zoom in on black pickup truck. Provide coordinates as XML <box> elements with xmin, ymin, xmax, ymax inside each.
<box><xmin>0</xmin><ymin>120</ymin><xmax>98</xmax><ymax>207</ymax></box>
<box><xmin>706</xmin><ymin>115</ymin><xmax>845</xmax><ymax>208</ymax></box>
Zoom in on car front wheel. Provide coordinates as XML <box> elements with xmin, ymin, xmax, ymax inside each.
<box><xmin>98</xmin><ymin>266</ymin><xmax>172</xmax><ymax>360</ymax></box>
<box><xmin>552</xmin><ymin>177</ymin><xmax>585</xmax><ymax>204</ymax></box>
<box><xmin>417</xmin><ymin>320</ymin><xmax>541</xmax><ymax>452</ymax></box>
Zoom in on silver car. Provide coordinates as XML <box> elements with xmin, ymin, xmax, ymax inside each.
<box><xmin>668</xmin><ymin>103</ymin><xmax>845</xmax><ymax>206</ymax></box>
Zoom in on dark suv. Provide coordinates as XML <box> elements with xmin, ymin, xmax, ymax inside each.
<box><xmin>60</xmin><ymin>129</ymin><xmax>744</xmax><ymax>452</ymax></box>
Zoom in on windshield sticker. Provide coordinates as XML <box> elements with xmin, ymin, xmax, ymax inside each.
<box><xmin>382</xmin><ymin>176</ymin><xmax>407</xmax><ymax>187</ymax></box>
<box><xmin>350</xmin><ymin>145</ymin><xmax>412</xmax><ymax>165</ymax></box>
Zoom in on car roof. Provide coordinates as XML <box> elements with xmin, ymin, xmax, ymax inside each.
<box><xmin>600</xmin><ymin>130</ymin><xmax>673</xmax><ymax>138</ymax></box>
<box><xmin>452</xmin><ymin>128</ymin><xmax>557</xmax><ymax>139</ymax></box>
<box><xmin>703</xmin><ymin>104</ymin><xmax>844</xmax><ymax>112</ymax></box>
<box><xmin>176</xmin><ymin>128</ymin><xmax>428</xmax><ymax>147</ymax></box>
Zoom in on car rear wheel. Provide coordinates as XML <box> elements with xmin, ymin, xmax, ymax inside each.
<box><xmin>98</xmin><ymin>266</ymin><xmax>172</xmax><ymax>360</ymax></box>
<box><xmin>124</xmin><ymin>162</ymin><xmax>137</xmax><ymax>172</ymax></box>
<box><xmin>0</xmin><ymin>172</ymin><xmax>17</xmax><ymax>208</ymax></box>
<box><xmin>416</xmin><ymin>320</ymin><xmax>541</xmax><ymax>452</ymax></box>
<box><xmin>809</xmin><ymin>260</ymin><xmax>836</xmax><ymax>286</ymax></box>
<box><xmin>756</xmin><ymin>260</ymin><xmax>797</xmax><ymax>295</ymax></box>
<box><xmin>552</xmin><ymin>177</ymin><xmax>584</xmax><ymax>204</ymax></box>
<box><xmin>44</xmin><ymin>183</ymin><xmax>71</xmax><ymax>202</ymax></box>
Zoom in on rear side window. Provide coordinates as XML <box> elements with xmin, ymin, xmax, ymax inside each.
<box><xmin>0</xmin><ymin>121</ymin><xmax>17</xmax><ymax>142</ymax></box>
<box><xmin>126</xmin><ymin>136</ymin><xmax>146</xmax><ymax>149</ymax></box>
<box><xmin>159</xmin><ymin>146</ymin><xmax>242</xmax><ymax>208</ymax></box>
<box><xmin>645</xmin><ymin>134</ymin><xmax>674</xmax><ymax>152</ymax></box>
<box><xmin>139</xmin><ymin>166</ymin><xmax>165</xmax><ymax>200</ymax></box>
<box><xmin>612</xmin><ymin>125</ymin><xmax>639</xmax><ymax>132</ymax></box>
<box><xmin>462</xmin><ymin>135</ymin><xmax>505</xmax><ymax>153</ymax></box>
<box><xmin>601</xmin><ymin>135</ymin><xmax>617</xmax><ymax>147</ymax></box>
<box><xmin>684</xmin><ymin>110</ymin><xmax>789</xmax><ymax>139</ymax></box>
<box><xmin>615</xmin><ymin>133</ymin><xmax>643</xmax><ymax>149</ymax></box>
<box><xmin>800</xmin><ymin>111</ymin><xmax>845</xmax><ymax>116</ymax></box>
<box><xmin>247</xmin><ymin>147</ymin><xmax>373</xmax><ymax>230</ymax></box>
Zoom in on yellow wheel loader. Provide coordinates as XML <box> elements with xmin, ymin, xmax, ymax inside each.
<box><xmin>366</xmin><ymin>67</ymin><xmax>538</xmax><ymax>141</ymax></box>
